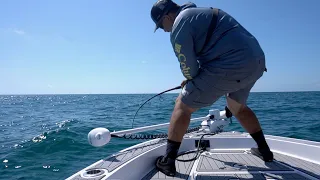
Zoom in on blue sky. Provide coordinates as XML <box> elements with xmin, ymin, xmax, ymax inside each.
<box><xmin>1</xmin><ymin>0</ymin><xmax>319</xmax><ymax>94</ymax></box>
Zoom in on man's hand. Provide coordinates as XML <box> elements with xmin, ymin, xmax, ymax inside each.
<box><xmin>181</xmin><ymin>79</ymin><xmax>188</xmax><ymax>88</ymax></box>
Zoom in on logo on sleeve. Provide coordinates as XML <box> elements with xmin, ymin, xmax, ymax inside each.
<box><xmin>174</xmin><ymin>43</ymin><xmax>181</xmax><ymax>54</ymax></box>
<box><xmin>174</xmin><ymin>43</ymin><xmax>192</xmax><ymax>79</ymax></box>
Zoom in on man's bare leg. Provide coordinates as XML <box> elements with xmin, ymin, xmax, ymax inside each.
<box><xmin>168</xmin><ymin>94</ymin><xmax>197</xmax><ymax>142</ymax></box>
<box><xmin>226</xmin><ymin>97</ymin><xmax>273</xmax><ymax>162</ymax></box>
<box><xmin>226</xmin><ymin>97</ymin><xmax>262</xmax><ymax>134</ymax></box>
<box><xmin>156</xmin><ymin>94</ymin><xmax>197</xmax><ymax>176</ymax></box>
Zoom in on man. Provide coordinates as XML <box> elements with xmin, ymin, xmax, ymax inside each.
<box><xmin>150</xmin><ymin>0</ymin><xmax>273</xmax><ymax>177</ymax></box>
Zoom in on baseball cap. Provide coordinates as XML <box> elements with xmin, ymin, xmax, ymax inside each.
<box><xmin>151</xmin><ymin>0</ymin><xmax>176</xmax><ymax>32</ymax></box>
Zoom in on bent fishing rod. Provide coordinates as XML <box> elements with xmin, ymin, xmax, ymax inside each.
<box><xmin>88</xmin><ymin>85</ymin><xmax>234</xmax><ymax>147</ymax></box>
<box><xmin>131</xmin><ymin>85</ymin><xmax>182</xmax><ymax>128</ymax></box>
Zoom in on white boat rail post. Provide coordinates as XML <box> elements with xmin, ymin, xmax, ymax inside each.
<box><xmin>87</xmin><ymin>109</ymin><xmax>231</xmax><ymax>147</ymax></box>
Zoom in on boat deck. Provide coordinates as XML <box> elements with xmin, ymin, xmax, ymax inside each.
<box><xmin>67</xmin><ymin>132</ymin><xmax>320</xmax><ymax>180</ymax></box>
<box><xmin>143</xmin><ymin>150</ymin><xmax>320</xmax><ymax>180</ymax></box>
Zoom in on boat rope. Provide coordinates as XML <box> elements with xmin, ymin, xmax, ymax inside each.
<box><xmin>131</xmin><ymin>85</ymin><xmax>182</xmax><ymax>128</ymax></box>
<box><xmin>111</xmin><ymin>125</ymin><xmax>201</xmax><ymax>140</ymax></box>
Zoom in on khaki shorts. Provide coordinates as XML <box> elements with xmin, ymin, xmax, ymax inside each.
<box><xmin>180</xmin><ymin>57</ymin><xmax>266</xmax><ymax>109</ymax></box>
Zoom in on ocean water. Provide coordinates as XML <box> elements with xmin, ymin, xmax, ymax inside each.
<box><xmin>1</xmin><ymin>92</ymin><xmax>319</xmax><ymax>179</ymax></box>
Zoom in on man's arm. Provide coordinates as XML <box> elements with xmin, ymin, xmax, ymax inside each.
<box><xmin>171</xmin><ymin>24</ymin><xmax>199</xmax><ymax>80</ymax></box>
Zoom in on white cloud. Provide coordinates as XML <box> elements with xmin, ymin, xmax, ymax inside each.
<box><xmin>47</xmin><ymin>84</ymin><xmax>53</xmax><ymax>88</ymax></box>
<box><xmin>13</xmin><ymin>29</ymin><xmax>25</xmax><ymax>35</ymax></box>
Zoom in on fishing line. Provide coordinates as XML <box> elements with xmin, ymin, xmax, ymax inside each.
<box><xmin>175</xmin><ymin>133</ymin><xmax>216</xmax><ymax>162</ymax></box>
<box><xmin>131</xmin><ymin>85</ymin><xmax>182</xmax><ymax>128</ymax></box>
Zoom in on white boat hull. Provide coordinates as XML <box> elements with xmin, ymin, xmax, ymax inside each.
<box><xmin>67</xmin><ymin>131</ymin><xmax>320</xmax><ymax>180</ymax></box>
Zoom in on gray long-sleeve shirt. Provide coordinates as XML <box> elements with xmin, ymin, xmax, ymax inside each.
<box><xmin>170</xmin><ymin>3</ymin><xmax>265</xmax><ymax>80</ymax></box>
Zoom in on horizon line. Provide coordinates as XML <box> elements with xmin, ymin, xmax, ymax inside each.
<box><xmin>1</xmin><ymin>90</ymin><xmax>319</xmax><ymax>96</ymax></box>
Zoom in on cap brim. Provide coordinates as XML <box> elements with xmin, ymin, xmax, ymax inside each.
<box><xmin>154</xmin><ymin>25</ymin><xmax>159</xmax><ymax>33</ymax></box>
<box><xmin>154</xmin><ymin>17</ymin><xmax>163</xmax><ymax>33</ymax></box>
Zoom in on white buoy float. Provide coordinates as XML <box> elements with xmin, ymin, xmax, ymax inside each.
<box><xmin>88</xmin><ymin>128</ymin><xmax>111</xmax><ymax>147</ymax></box>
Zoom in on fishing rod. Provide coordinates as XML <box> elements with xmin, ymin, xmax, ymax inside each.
<box><xmin>86</xmin><ymin>85</ymin><xmax>233</xmax><ymax>147</ymax></box>
<box><xmin>131</xmin><ymin>85</ymin><xmax>182</xmax><ymax>128</ymax></box>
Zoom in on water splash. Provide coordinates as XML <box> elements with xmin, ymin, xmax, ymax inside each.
<box><xmin>32</xmin><ymin>133</ymin><xmax>47</xmax><ymax>143</ymax></box>
<box><xmin>13</xmin><ymin>144</ymin><xmax>24</xmax><ymax>148</ymax></box>
<box><xmin>56</xmin><ymin>119</ymin><xmax>74</xmax><ymax>129</ymax></box>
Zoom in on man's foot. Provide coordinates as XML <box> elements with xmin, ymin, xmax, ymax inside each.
<box><xmin>250</xmin><ymin>147</ymin><xmax>274</xmax><ymax>162</ymax></box>
<box><xmin>155</xmin><ymin>156</ymin><xmax>176</xmax><ymax>177</ymax></box>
